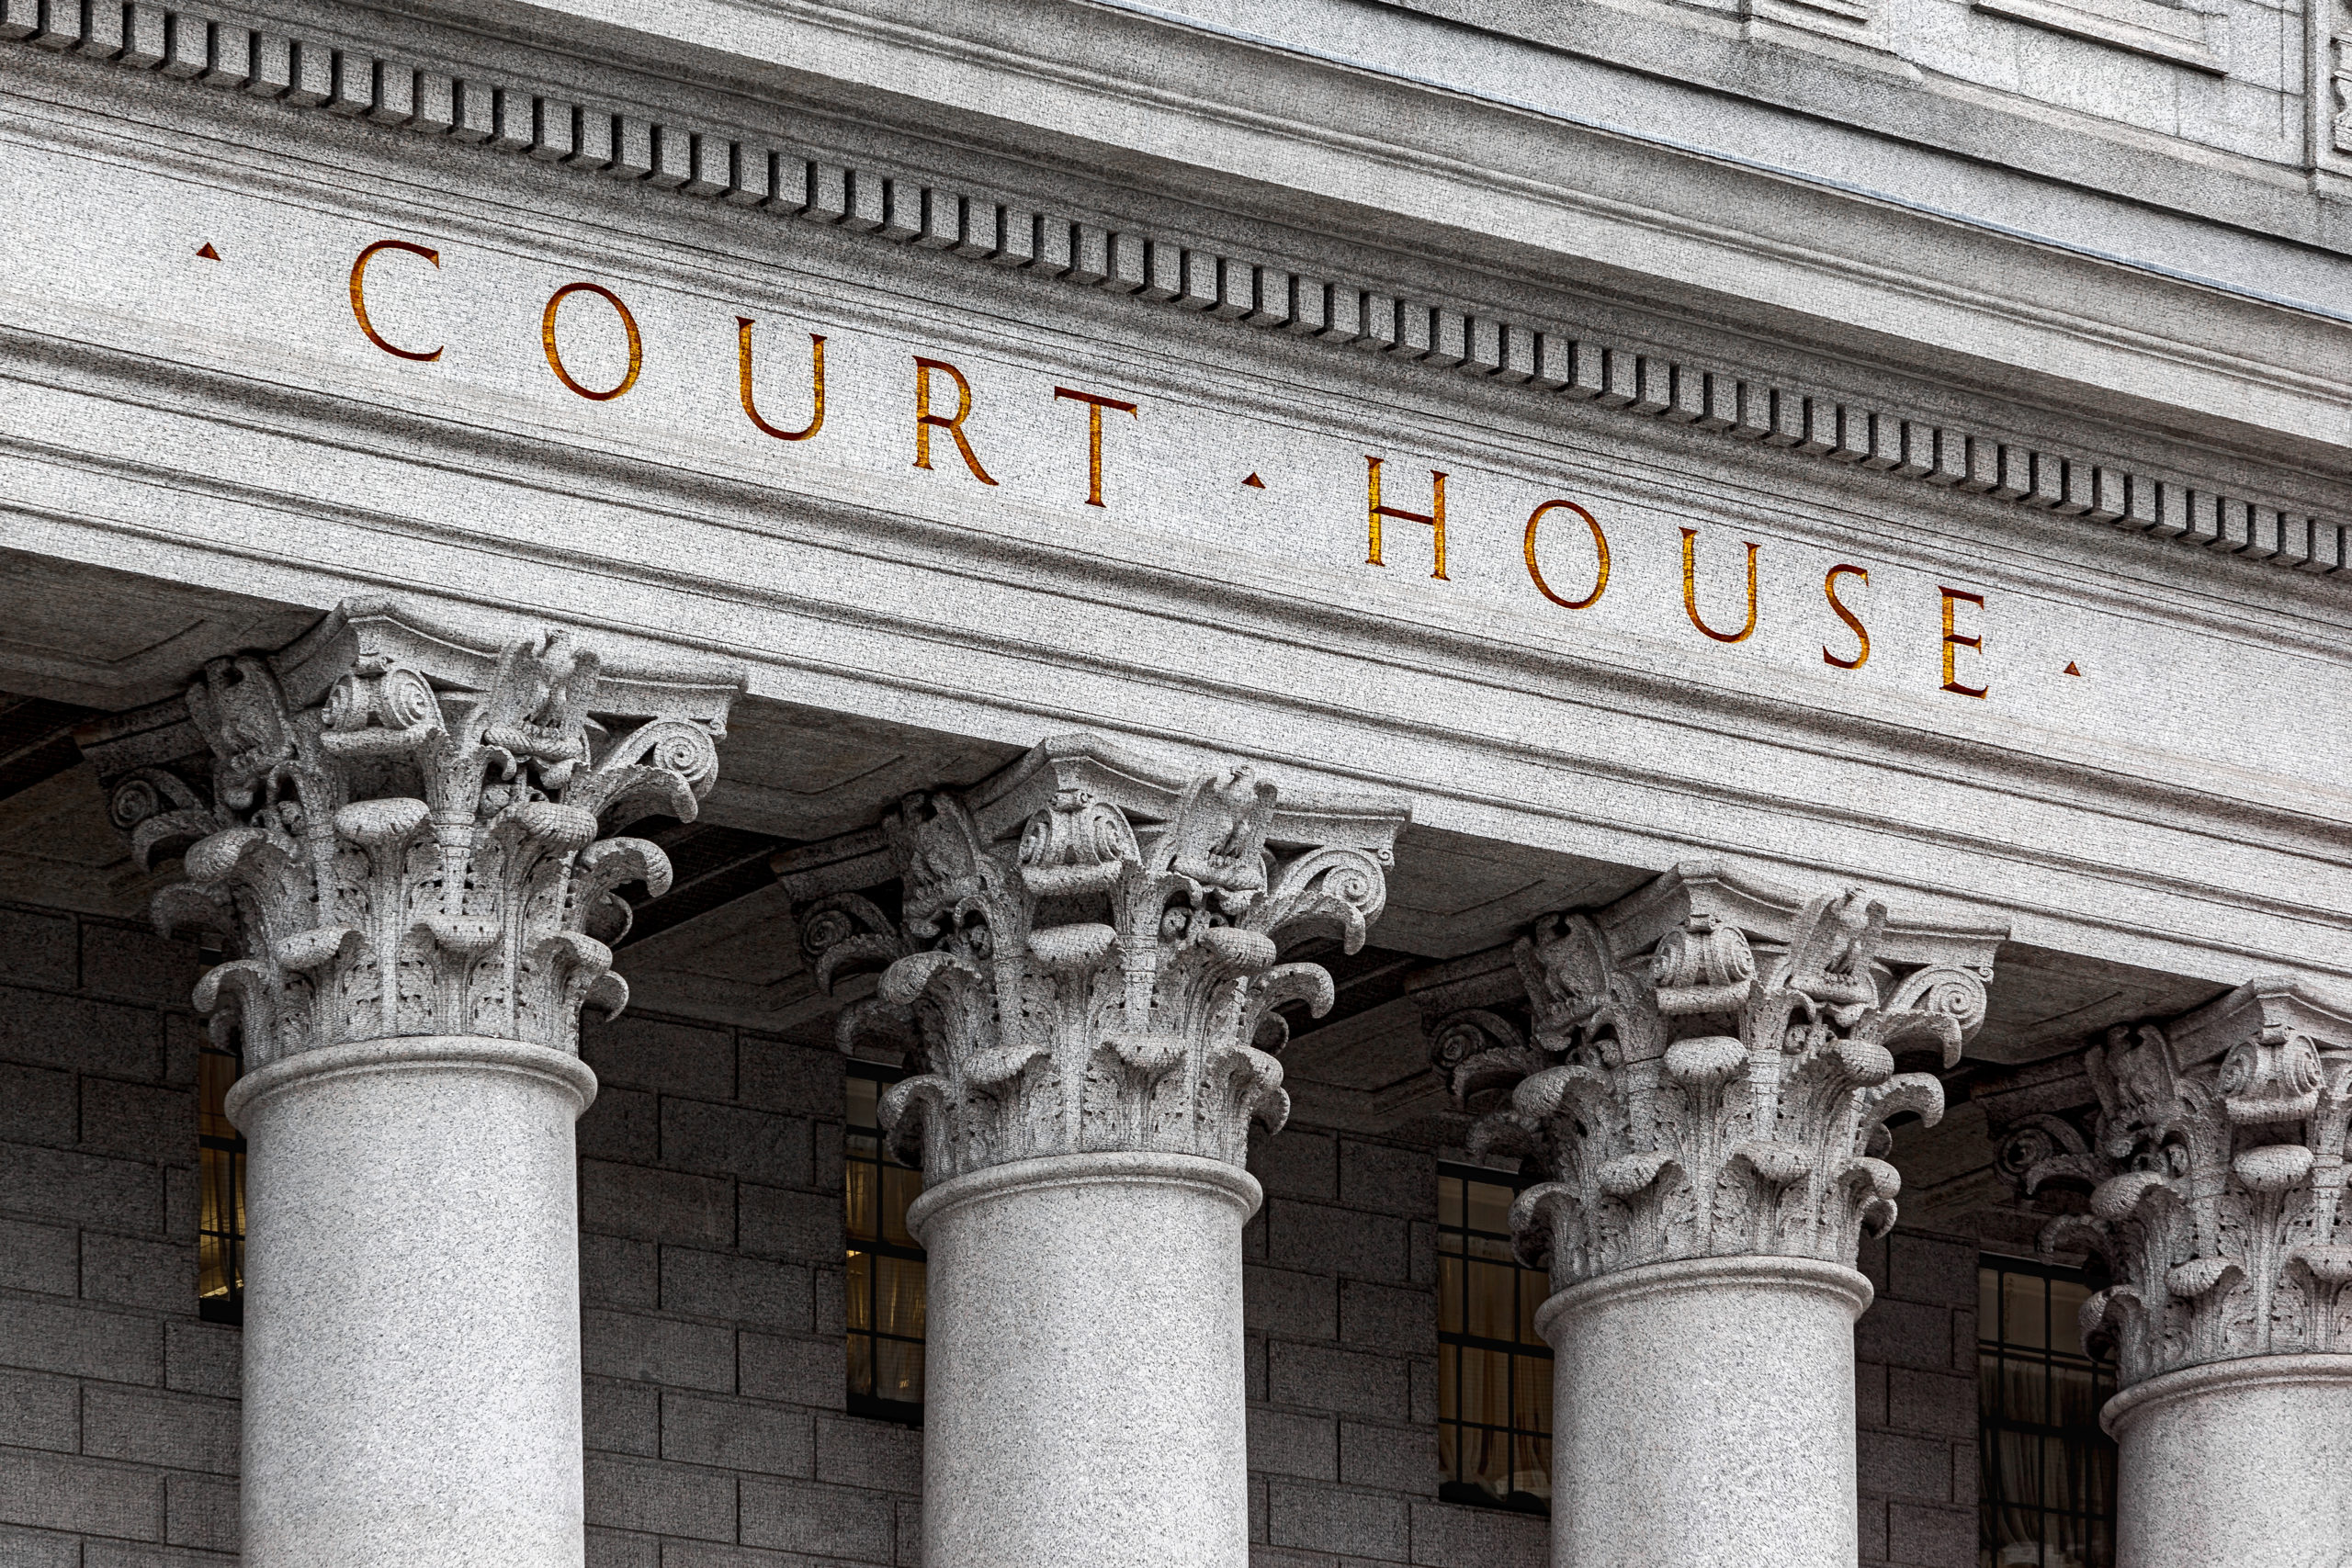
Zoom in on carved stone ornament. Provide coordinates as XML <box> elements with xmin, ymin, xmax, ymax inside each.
<box><xmin>75</xmin><ymin>597</ymin><xmax>744</xmax><ymax>1066</ymax></box>
<box><xmin>2000</xmin><ymin>978</ymin><xmax>2352</xmax><ymax>1388</ymax></box>
<box><xmin>1430</xmin><ymin>863</ymin><xmax>2000</xmax><ymax>1290</ymax></box>
<box><xmin>780</xmin><ymin>735</ymin><xmax>1408</xmax><ymax>1183</ymax></box>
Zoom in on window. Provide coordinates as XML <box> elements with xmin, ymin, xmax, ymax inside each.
<box><xmin>197</xmin><ymin>1029</ymin><xmax>244</xmax><ymax>1325</ymax></box>
<box><xmin>1436</xmin><ymin>1162</ymin><xmax>1554</xmax><ymax>1512</ymax></box>
<box><xmin>845</xmin><ymin>1063</ymin><xmax>925</xmax><ymax>1422</ymax></box>
<box><xmin>1979</xmin><ymin>1255</ymin><xmax>2118</xmax><ymax>1568</ymax></box>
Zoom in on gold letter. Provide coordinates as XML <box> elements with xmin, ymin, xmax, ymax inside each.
<box><xmin>913</xmin><ymin>356</ymin><xmax>998</xmax><ymax>485</ymax></box>
<box><xmin>541</xmin><ymin>282</ymin><xmax>641</xmax><ymax>401</ymax></box>
<box><xmin>349</xmin><ymin>240</ymin><xmax>442</xmax><ymax>362</ymax></box>
<box><xmin>1053</xmin><ymin>386</ymin><xmax>1138</xmax><ymax>508</ymax></box>
<box><xmin>1822</xmin><ymin>564</ymin><xmax>1870</xmax><ymax>669</ymax></box>
<box><xmin>1524</xmin><ymin>500</ymin><xmax>1609</xmax><ymax>610</ymax></box>
<box><xmin>736</xmin><ymin>318</ymin><xmax>824</xmax><ymax>440</ymax></box>
<box><xmin>1679</xmin><ymin>527</ymin><xmax>1758</xmax><ymax>644</ymax></box>
<box><xmin>1939</xmin><ymin>586</ymin><xmax>1988</xmax><ymax>697</ymax></box>
<box><xmin>1366</xmin><ymin>457</ymin><xmax>1447</xmax><ymax>579</ymax></box>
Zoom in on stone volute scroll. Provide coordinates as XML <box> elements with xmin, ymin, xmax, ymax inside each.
<box><xmin>1993</xmin><ymin>979</ymin><xmax>2352</xmax><ymax>1568</ymax></box>
<box><xmin>82</xmin><ymin>594</ymin><xmax>741</xmax><ymax>1064</ymax></box>
<box><xmin>78</xmin><ymin>596</ymin><xmax>745</xmax><ymax>1568</ymax></box>
<box><xmin>780</xmin><ymin>734</ymin><xmax>1408</xmax><ymax>1568</ymax></box>
<box><xmin>1433</xmin><ymin>865</ymin><xmax>1994</xmax><ymax>1287</ymax></box>
<box><xmin>794</xmin><ymin>733</ymin><xmax>1403</xmax><ymax>1179</ymax></box>
<box><xmin>1424</xmin><ymin>863</ymin><xmax>2002</xmax><ymax>1568</ymax></box>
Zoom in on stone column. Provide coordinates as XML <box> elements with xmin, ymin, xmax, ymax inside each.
<box><xmin>85</xmin><ymin>597</ymin><xmax>741</xmax><ymax>1568</ymax></box>
<box><xmin>2002</xmin><ymin>980</ymin><xmax>2352</xmax><ymax>1567</ymax></box>
<box><xmin>1430</xmin><ymin>865</ymin><xmax>1998</xmax><ymax>1568</ymax></box>
<box><xmin>798</xmin><ymin>737</ymin><xmax>1405</xmax><ymax>1568</ymax></box>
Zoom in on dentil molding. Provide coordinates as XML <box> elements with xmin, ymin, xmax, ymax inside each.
<box><xmin>2</xmin><ymin>4</ymin><xmax>2344</xmax><ymax>582</ymax></box>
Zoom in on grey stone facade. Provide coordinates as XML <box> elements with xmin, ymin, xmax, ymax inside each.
<box><xmin>0</xmin><ymin>893</ymin><xmax>1982</xmax><ymax>1565</ymax></box>
<box><xmin>1</xmin><ymin>0</ymin><xmax>2346</xmax><ymax>1557</ymax></box>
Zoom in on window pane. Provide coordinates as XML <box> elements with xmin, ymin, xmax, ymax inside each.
<box><xmin>1464</xmin><ymin>1260</ymin><xmax>1516</xmax><ymax>1341</ymax></box>
<box><xmin>845</xmin><ymin>1159</ymin><xmax>877</xmax><ymax>1243</ymax></box>
<box><xmin>2003</xmin><ymin>1272</ymin><xmax>2048</xmax><ymax>1350</ymax></box>
<box><xmin>2048</xmin><ymin>1279</ymin><xmax>2095</xmax><ymax>1358</ymax></box>
<box><xmin>1437</xmin><ymin>1167</ymin><xmax>1555</xmax><ymax>1513</ymax></box>
<box><xmin>877</xmin><ymin>1255</ymin><xmax>927</xmax><ymax>1338</ymax></box>
<box><xmin>846</xmin><ymin>1250</ymin><xmax>874</xmax><ymax>1331</ymax></box>
<box><xmin>881</xmin><ymin>1167</ymin><xmax>922</xmax><ymax>1247</ymax></box>
<box><xmin>846</xmin><ymin>1074</ymin><xmax>878</xmax><ymax>1130</ymax></box>
<box><xmin>1978</xmin><ymin>1259</ymin><xmax>2117</xmax><ymax>1568</ymax></box>
<box><xmin>1464</xmin><ymin>1179</ymin><xmax>1512</xmax><ymax>1237</ymax></box>
<box><xmin>845</xmin><ymin>1069</ymin><xmax>926</xmax><ymax>1421</ymax></box>
<box><xmin>877</xmin><ymin>1336</ymin><xmax>925</xmax><ymax>1405</ymax></box>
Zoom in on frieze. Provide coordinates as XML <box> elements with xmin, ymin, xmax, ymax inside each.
<box><xmin>3</xmin><ymin>5</ymin><xmax>2342</xmax><ymax>590</ymax></box>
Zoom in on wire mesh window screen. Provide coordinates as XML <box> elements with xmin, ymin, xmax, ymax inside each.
<box><xmin>1437</xmin><ymin>1162</ymin><xmax>1554</xmax><ymax>1513</ymax></box>
<box><xmin>846</xmin><ymin>1065</ymin><xmax>926</xmax><ymax>1423</ymax></box>
<box><xmin>197</xmin><ymin>1029</ymin><xmax>245</xmax><ymax>1325</ymax></box>
<box><xmin>1978</xmin><ymin>1256</ymin><xmax>2117</xmax><ymax>1568</ymax></box>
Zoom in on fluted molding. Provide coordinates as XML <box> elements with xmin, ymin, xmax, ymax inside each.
<box><xmin>76</xmin><ymin>597</ymin><xmax>744</xmax><ymax>1066</ymax></box>
<box><xmin>1430</xmin><ymin>863</ymin><xmax>1999</xmax><ymax>1290</ymax></box>
<box><xmin>785</xmin><ymin>735</ymin><xmax>1408</xmax><ymax>1183</ymax></box>
<box><xmin>1998</xmin><ymin>978</ymin><xmax>2352</xmax><ymax>1389</ymax></box>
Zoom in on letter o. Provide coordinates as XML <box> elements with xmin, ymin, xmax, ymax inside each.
<box><xmin>541</xmin><ymin>282</ymin><xmax>642</xmax><ymax>401</ymax></box>
<box><xmin>1524</xmin><ymin>499</ymin><xmax>1610</xmax><ymax>610</ymax></box>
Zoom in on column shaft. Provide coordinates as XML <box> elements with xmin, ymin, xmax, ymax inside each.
<box><xmin>2107</xmin><ymin>1353</ymin><xmax>2352</xmax><ymax>1568</ymax></box>
<box><xmin>1540</xmin><ymin>1257</ymin><xmax>1873</xmax><ymax>1568</ymax></box>
<box><xmin>229</xmin><ymin>1036</ymin><xmax>596</xmax><ymax>1568</ymax></box>
<box><xmin>910</xmin><ymin>1152</ymin><xmax>1260</xmax><ymax>1568</ymax></box>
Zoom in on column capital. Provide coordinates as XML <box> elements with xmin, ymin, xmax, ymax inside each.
<box><xmin>1998</xmin><ymin>976</ymin><xmax>2352</xmax><ymax>1388</ymax></box>
<box><xmin>783</xmin><ymin>734</ymin><xmax>1408</xmax><ymax>1183</ymax></box>
<box><xmin>1430</xmin><ymin>861</ymin><xmax>2001</xmax><ymax>1289</ymax></box>
<box><xmin>76</xmin><ymin>595</ymin><xmax>744</xmax><ymax>1066</ymax></box>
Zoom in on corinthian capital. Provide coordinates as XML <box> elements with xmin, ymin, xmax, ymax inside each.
<box><xmin>77</xmin><ymin>597</ymin><xmax>743</xmax><ymax>1066</ymax></box>
<box><xmin>1431</xmin><ymin>863</ymin><xmax>1999</xmax><ymax>1289</ymax></box>
<box><xmin>788</xmin><ymin>735</ymin><xmax>1408</xmax><ymax>1183</ymax></box>
<box><xmin>2001</xmin><ymin>979</ymin><xmax>2352</xmax><ymax>1388</ymax></box>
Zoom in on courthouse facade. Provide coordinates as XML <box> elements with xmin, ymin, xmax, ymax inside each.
<box><xmin>0</xmin><ymin>0</ymin><xmax>2346</xmax><ymax>1564</ymax></box>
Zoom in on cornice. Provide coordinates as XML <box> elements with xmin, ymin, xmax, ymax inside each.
<box><xmin>6</xmin><ymin>6</ymin><xmax>2348</xmax><ymax>593</ymax></box>
<box><xmin>4</xmin><ymin>311</ymin><xmax>2349</xmax><ymax>985</ymax></box>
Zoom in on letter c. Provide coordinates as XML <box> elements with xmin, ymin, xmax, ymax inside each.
<box><xmin>348</xmin><ymin>240</ymin><xmax>443</xmax><ymax>363</ymax></box>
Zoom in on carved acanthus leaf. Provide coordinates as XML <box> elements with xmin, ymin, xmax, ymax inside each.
<box><xmin>82</xmin><ymin>599</ymin><xmax>741</xmax><ymax>1066</ymax></box>
<box><xmin>2008</xmin><ymin>982</ymin><xmax>2352</xmax><ymax>1388</ymax></box>
<box><xmin>807</xmin><ymin>740</ymin><xmax>1406</xmax><ymax>1183</ymax></box>
<box><xmin>1452</xmin><ymin>878</ymin><xmax>1995</xmax><ymax>1290</ymax></box>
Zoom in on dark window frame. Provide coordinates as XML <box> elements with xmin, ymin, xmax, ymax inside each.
<box><xmin>1978</xmin><ymin>1251</ymin><xmax>2118</xmax><ymax>1568</ymax></box>
<box><xmin>1436</xmin><ymin>1159</ymin><xmax>1555</xmax><ymax>1516</ymax></box>
<box><xmin>197</xmin><ymin>1026</ymin><xmax>244</xmax><ymax>1326</ymax></box>
<box><xmin>845</xmin><ymin>1058</ymin><xmax>925</xmax><ymax>1426</ymax></box>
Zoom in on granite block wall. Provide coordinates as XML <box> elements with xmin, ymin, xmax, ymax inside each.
<box><xmin>573</xmin><ymin>1010</ymin><xmax>922</xmax><ymax>1568</ymax></box>
<box><xmin>0</xmin><ymin>898</ymin><xmax>241</xmax><ymax>1567</ymax></box>
<box><xmin>1242</xmin><ymin>1130</ymin><xmax>1547</xmax><ymax>1568</ymax></box>
<box><xmin>0</xmin><ymin>888</ymin><xmax>1983</xmax><ymax>1568</ymax></box>
<box><xmin>1854</xmin><ymin>1228</ymin><xmax>1984</xmax><ymax>1568</ymax></box>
